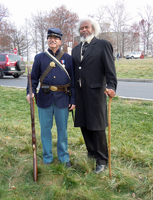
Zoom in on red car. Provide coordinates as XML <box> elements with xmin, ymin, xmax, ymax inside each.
<box><xmin>0</xmin><ymin>53</ymin><xmax>26</xmax><ymax>78</ymax></box>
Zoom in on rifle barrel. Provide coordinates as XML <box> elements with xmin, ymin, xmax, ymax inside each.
<box><xmin>28</xmin><ymin>67</ymin><xmax>38</xmax><ymax>182</ymax></box>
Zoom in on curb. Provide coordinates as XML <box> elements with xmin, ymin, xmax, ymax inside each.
<box><xmin>118</xmin><ymin>96</ymin><xmax>153</xmax><ymax>102</ymax></box>
<box><xmin>117</xmin><ymin>78</ymin><xmax>153</xmax><ymax>82</ymax></box>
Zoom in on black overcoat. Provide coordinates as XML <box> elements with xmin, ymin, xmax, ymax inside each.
<box><xmin>72</xmin><ymin>37</ymin><xmax>117</xmax><ymax>131</ymax></box>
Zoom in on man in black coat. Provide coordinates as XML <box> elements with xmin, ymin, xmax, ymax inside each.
<box><xmin>72</xmin><ymin>18</ymin><xmax>117</xmax><ymax>173</ymax></box>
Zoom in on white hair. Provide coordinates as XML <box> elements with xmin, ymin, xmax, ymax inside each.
<box><xmin>76</xmin><ymin>18</ymin><xmax>100</xmax><ymax>37</ymax></box>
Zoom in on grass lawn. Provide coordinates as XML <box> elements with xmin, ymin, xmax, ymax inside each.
<box><xmin>115</xmin><ymin>58</ymin><xmax>153</xmax><ymax>79</ymax></box>
<box><xmin>0</xmin><ymin>87</ymin><xmax>153</xmax><ymax>199</ymax></box>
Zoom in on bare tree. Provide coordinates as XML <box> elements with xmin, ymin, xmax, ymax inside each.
<box><xmin>0</xmin><ymin>4</ymin><xmax>10</xmax><ymax>51</ymax></box>
<box><xmin>3</xmin><ymin>2</ymin><xmax>153</xmax><ymax>58</ymax></box>
<box><xmin>90</xmin><ymin>6</ymin><xmax>113</xmax><ymax>43</ymax></box>
<box><xmin>28</xmin><ymin>18</ymin><xmax>39</xmax><ymax>55</ymax></box>
<box><xmin>0</xmin><ymin>3</ymin><xmax>9</xmax><ymax>23</ymax></box>
<box><xmin>47</xmin><ymin>5</ymin><xmax>79</xmax><ymax>51</ymax></box>
<box><xmin>139</xmin><ymin>5</ymin><xmax>153</xmax><ymax>55</ymax></box>
<box><xmin>9</xmin><ymin>26</ymin><xmax>27</xmax><ymax>56</ymax></box>
<box><xmin>24</xmin><ymin>18</ymin><xmax>34</xmax><ymax>62</ymax></box>
<box><xmin>127</xmin><ymin>23</ymin><xmax>140</xmax><ymax>52</ymax></box>
<box><xmin>105</xmin><ymin>0</ymin><xmax>132</xmax><ymax>55</ymax></box>
<box><xmin>90</xmin><ymin>5</ymin><xmax>107</xmax><ymax>32</ymax></box>
<box><xmin>30</xmin><ymin>11</ymin><xmax>48</xmax><ymax>53</ymax></box>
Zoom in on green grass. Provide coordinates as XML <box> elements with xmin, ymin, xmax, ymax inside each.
<box><xmin>0</xmin><ymin>86</ymin><xmax>153</xmax><ymax>199</ymax></box>
<box><xmin>115</xmin><ymin>58</ymin><xmax>153</xmax><ymax>79</ymax></box>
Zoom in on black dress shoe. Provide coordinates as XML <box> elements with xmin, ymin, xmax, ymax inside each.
<box><xmin>65</xmin><ymin>161</ymin><xmax>72</xmax><ymax>168</ymax></box>
<box><xmin>93</xmin><ymin>165</ymin><xmax>107</xmax><ymax>174</ymax></box>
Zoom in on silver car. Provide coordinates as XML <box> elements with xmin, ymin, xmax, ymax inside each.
<box><xmin>126</xmin><ymin>52</ymin><xmax>141</xmax><ymax>59</ymax></box>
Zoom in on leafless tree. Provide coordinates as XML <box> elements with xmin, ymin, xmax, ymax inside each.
<box><xmin>47</xmin><ymin>5</ymin><xmax>79</xmax><ymax>51</ymax></box>
<box><xmin>24</xmin><ymin>18</ymin><xmax>34</xmax><ymax>62</ymax></box>
<box><xmin>90</xmin><ymin>6</ymin><xmax>113</xmax><ymax>43</ymax></box>
<box><xmin>0</xmin><ymin>4</ymin><xmax>10</xmax><ymax>51</ymax></box>
<box><xmin>0</xmin><ymin>4</ymin><xmax>26</xmax><ymax>56</ymax></box>
<box><xmin>0</xmin><ymin>4</ymin><xmax>9</xmax><ymax>23</ymax></box>
<box><xmin>127</xmin><ymin>23</ymin><xmax>140</xmax><ymax>52</ymax></box>
<box><xmin>105</xmin><ymin>0</ymin><xmax>132</xmax><ymax>55</ymax></box>
<box><xmin>30</xmin><ymin>11</ymin><xmax>48</xmax><ymax>53</ymax></box>
<box><xmin>9</xmin><ymin>26</ymin><xmax>27</xmax><ymax>56</ymax></box>
<box><xmin>1</xmin><ymin>2</ymin><xmax>153</xmax><ymax>58</ymax></box>
<box><xmin>0</xmin><ymin>22</ymin><xmax>10</xmax><ymax>52</ymax></box>
<box><xmin>28</xmin><ymin>18</ymin><xmax>39</xmax><ymax>55</ymax></box>
<box><xmin>139</xmin><ymin>5</ymin><xmax>153</xmax><ymax>55</ymax></box>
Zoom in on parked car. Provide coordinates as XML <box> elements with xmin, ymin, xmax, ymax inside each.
<box><xmin>126</xmin><ymin>52</ymin><xmax>141</xmax><ymax>59</ymax></box>
<box><xmin>0</xmin><ymin>53</ymin><xmax>26</xmax><ymax>78</ymax></box>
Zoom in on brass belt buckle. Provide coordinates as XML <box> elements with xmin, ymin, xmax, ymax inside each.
<box><xmin>50</xmin><ymin>86</ymin><xmax>58</xmax><ymax>91</ymax></box>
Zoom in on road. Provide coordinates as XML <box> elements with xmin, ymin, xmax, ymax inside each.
<box><xmin>116</xmin><ymin>80</ymin><xmax>153</xmax><ymax>101</ymax></box>
<box><xmin>0</xmin><ymin>76</ymin><xmax>153</xmax><ymax>101</ymax></box>
<box><xmin>0</xmin><ymin>76</ymin><xmax>28</xmax><ymax>88</ymax></box>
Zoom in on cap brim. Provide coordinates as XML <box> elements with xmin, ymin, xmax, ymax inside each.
<box><xmin>47</xmin><ymin>33</ymin><xmax>61</xmax><ymax>39</ymax></box>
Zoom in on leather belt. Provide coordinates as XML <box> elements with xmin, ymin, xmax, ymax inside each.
<box><xmin>41</xmin><ymin>83</ymin><xmax>70</xmax><ymax>93</ymax></box>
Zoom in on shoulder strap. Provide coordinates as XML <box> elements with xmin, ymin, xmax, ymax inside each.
<box><xmin>40</xmin><ymin>50</ymin><xmax>65</xmax><ymax>83</ymax></box>
<box><xmin>56</xmin><ymin>50</ymin><xmax>64</xmax><ymax>60</ymax></box>
<box><xmin>45</xmin><ymin>50</ymin><xmax>71</xmax><ymax>82</ymax></box>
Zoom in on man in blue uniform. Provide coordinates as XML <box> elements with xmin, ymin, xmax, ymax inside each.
<box><xmin>27</xmin><ymin>28</ymin><xmax>75</xmax><ymax>167</ymax></box>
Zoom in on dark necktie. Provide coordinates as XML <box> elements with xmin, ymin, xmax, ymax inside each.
<box><xmin>82</xmin><ymin>42</ymin><xmax>89</xmax><ymax>56</ymax></box>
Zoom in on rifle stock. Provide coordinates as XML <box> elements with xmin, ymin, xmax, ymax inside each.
<box><xmin>28</xmin><ymin>66</ymin><xmax>38</xmax><ymax>182</ymax></box>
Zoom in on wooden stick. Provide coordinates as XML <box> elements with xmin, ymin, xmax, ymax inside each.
<box><xmin>108</xmin><ymin>97</ymin><xmax>112</xmax><ymax>178</ymax></box>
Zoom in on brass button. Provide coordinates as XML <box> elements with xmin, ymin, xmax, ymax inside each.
<box><xmin>50</xmin><ymin>62</ymin><xmax>55</xmax><ymax>67</ymax></box>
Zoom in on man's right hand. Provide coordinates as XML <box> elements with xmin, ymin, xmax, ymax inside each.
<box><xmin>104</xmin><ymin>89</ymin><xmax>116</xmax><ymax>98</ymax></box>
<box><xmin>27</xmin><ymin>93</ymin><xmax>34</xmax><ymax>103</ymax></box>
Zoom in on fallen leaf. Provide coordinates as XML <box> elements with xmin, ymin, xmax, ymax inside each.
<box><xmin>11</xmin><ymin>186</ymin><xmax>17</xmax><ymax>189</ymax></box>
<box><xmin>5</xmin><ymin>136</ymin><xmax>11</xmax><ymax>139</ymax></box>
<box><xmin>132</xmin><ymin>193</ymin><xmax>135</xmax><ymax>198</ymax></box>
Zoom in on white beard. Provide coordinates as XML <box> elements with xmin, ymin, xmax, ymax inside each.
<box><xmin>80</xmin><ymin>33</ymin><xmax>94</xmax><ymax>42</ymax></box>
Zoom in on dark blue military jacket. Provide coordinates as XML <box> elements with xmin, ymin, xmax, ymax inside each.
<box><xmin>29</xmin><ymin>48</ymin><xmax>75</xmax><ymax>108</ymax></box>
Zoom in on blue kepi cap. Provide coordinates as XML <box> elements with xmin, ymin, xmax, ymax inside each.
<box><xmin>47</xmin><ymin>28</ymin><xmax>63</xmax><ymax>39</ymax></box>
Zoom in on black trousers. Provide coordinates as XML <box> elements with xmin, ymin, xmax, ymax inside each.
<box><xmin>81</xmin><ymin>127</ymin><xmax>108</xmax><ymax>165</ymax></box>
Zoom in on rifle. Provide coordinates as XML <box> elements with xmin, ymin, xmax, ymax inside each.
<box><xmin>27</xmin><ymin>66</ymin><xmax>38</xmax><ymax>182</ymax></box>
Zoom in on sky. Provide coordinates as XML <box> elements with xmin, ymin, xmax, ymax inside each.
<box><xmin>1</xmin><ymin>0</ymin><xmax>153</xmax><ymax>27</ymax></box>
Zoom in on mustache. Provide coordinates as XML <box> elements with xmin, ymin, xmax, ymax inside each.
<box><xmin>80</xmin><ymin>31</ymin><xmax>88</xmax><ymax>37</ymax></box>
<box><xmin>49</xmin><ymin>41</ymin><xmax>57</xmax><ymax>44</ymax></box>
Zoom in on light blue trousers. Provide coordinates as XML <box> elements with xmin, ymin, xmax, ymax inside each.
<box><xmin>38</xmin><ymin>103</ymin><xmax>70</xmax><ymax>164</ymax></box>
